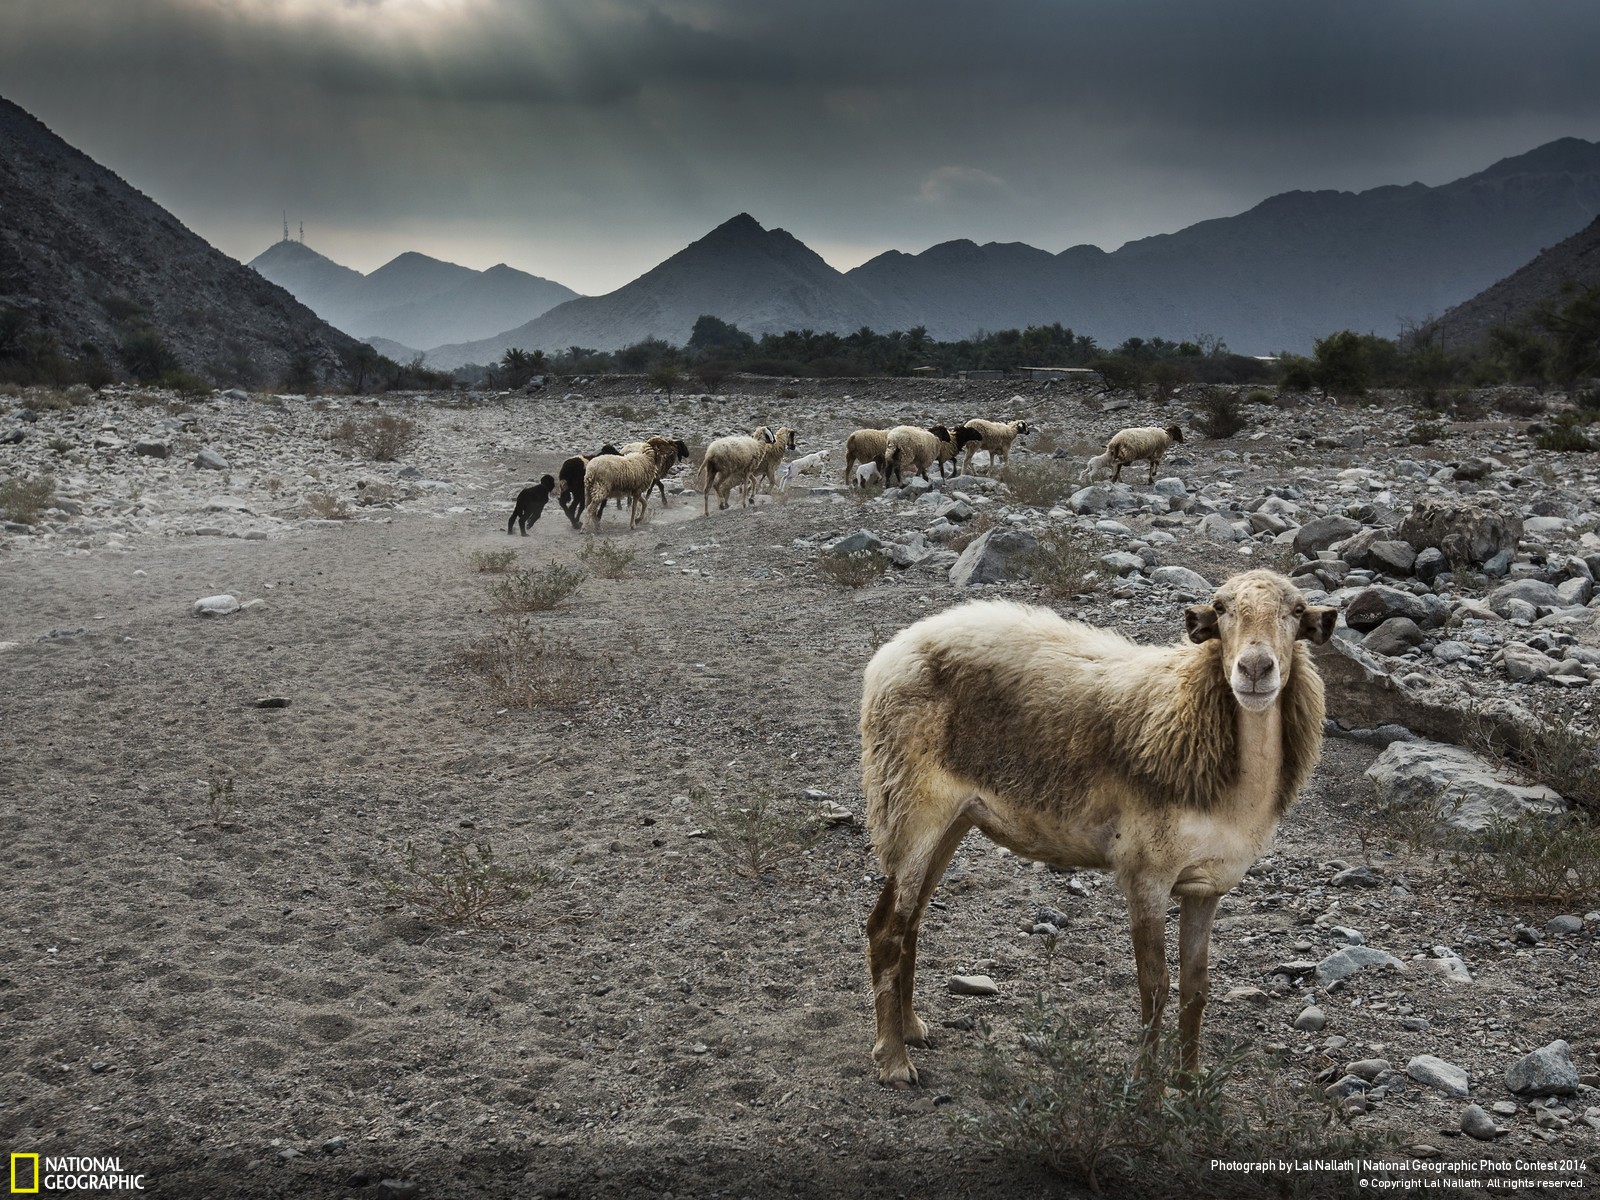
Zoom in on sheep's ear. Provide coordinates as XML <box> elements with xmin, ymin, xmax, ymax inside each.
<box><xmin>1185</xmin><ymin>605</ymin><xmax>1220</xmax><ymax>644</ymax></box>
<box><xmin>1297</xmin><ymin>605</ymin><xmax>1337</xmax><ymax>644</ymax></box>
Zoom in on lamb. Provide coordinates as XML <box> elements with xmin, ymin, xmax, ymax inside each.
<box><xmin>860</xmin><ymin>569</ymin><xmax>1334</xmax><ymax>1087</ymax></box>
<box><xmin>959</xmin><ymin>418</ymin><xmax>1031</xmax><ymax>474</ymax></box>
<box><xmin>619</xmin><ymin>436</ymin><xmax>691</xmax><ymax>509</ymax></box>
<box><xmin>506</xmin><ymin>474</ymin><xmax>557</xmax><ymax>536</ymax></box>
<box><xmin>842</xmin><ymin>428</ymin><xmax>890</xmax><ymax>484</ymax></box>
<box><xmin>852</xmin><ymin>461</ymin><xmax>883</xmax><ymax>489</ymax></box>
<box><xmin>583</xmin><ymin>438</ymin><xmax>677</xmax><ymax>530</ymax></box>
<box><xmin>556</xmin><ymin>444</ymin><xmax>620</xmax><ymax>529</ymax></box>
<box><xmin>777</xmin><ymin>448</ymin><xmax>831</xmax><ymax>490</ymax></box>
<box><xmin>698</xmin><ymin>425</ymin><xmax>797</xmax><ymax>514</ymax></box>
<box><xmin>882</xmin><ymin>424</ymin><xmax>953</xmax><ymax>486</ymax></box>
<box><xmin>1082</xmin><ymin>425</ymin><xmax>1184</xmax><ymax>485</ymax></box>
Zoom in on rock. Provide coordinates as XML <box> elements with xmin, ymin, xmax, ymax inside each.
<box><xmin>1406</xmin><ymin>1054</ymin><xmax>1470</xmax><ymax>1097</ymax></box>
<box><xmin>1361</xmin><ymin>617</ymin><xmax>1425</xmax><ymax>657</ymax></box>
<box><xmin>948</xmin><ymin>974</ymin><xmax>1000</xmax><ymax>996</ymax></box>
<box><xmin>1150</xmin><ymin>565</ymin><xmax>1211</xmax><ymax>593</ymax></box>
<box><xmin>1452</xmin><ymin>458</ymin><xmax>1497</xmax><ymax>482</ymax></box>
<box><xmin>1411</xmin><ymin>954</ymin><xmax>1473</xmax><ymax>984</ymax></box>
<box><xmin>1293</xmin><ymin>515</ymin><xmax>1363</xmax><ymax>557</ymax></box>
<box><xmin>1413</xmin><ymin>546</ymin><xmax>1447</xmax><ymax>583</ymax></box>
<box><xmin>1461</xmin><ymin>1104</ymin><xmax>1504</xmax><ymax>1140</ymax></box>
<box><xmin>1502</xmin><ymin>642</ymin><xmax>1559</xmax><ymax>683</ymax></box>
<box><xmin>375</xmin><ymin>1181</ymin><xmax>420</xmax><ymax>1200</ymax></box>
<box><xmin>1366</xmin><ymin>740</ymin><xmax>1564</xmax><ymax>836</ymax></box>
<box><xmin>1099</xmin><ymin>551</ymin><xmax>1145</xmax><ymax>575</ymax></box>
<box><xmin>1198</xmin><ymin>512</ymin><xmax>1241</xmax><ymax>542</ymax></box>
<box><xmin>133</xmin><ymin>438</ymin><xmax>170</xmax><ymax>458</ymax></box>
<box><xmin>1330</xmin><ymin>865</ymin><xmax>1382</xmax><ymax>888</ymax></box>
<box><xmin>949</xmin><ymin>527</ymin><xmax>1039</xmax><ymax>586</ymax></box>
<box><xmin>1491</xmin><ymin>1100</ymin><xmax>1519</xmax><ymax>1117</ymax></box>
<box><xmin>1324</xmin><ymin>1074</ymin><xmax>1369</xmax><ymax>1101</ymax></box>
<box><xmin>192</xmin><ymin>594</ymin><xmax>241</xmax><ymax>617</ymax></box>
<box><xmin>1556</xmin><ymin>577</ymin><xmax>1593</xmax><ymax>606</ymax></box>
<box><xmin>193</xmin><ymin>448</ymin><xmax>230</xmax><ymax>470</ymax></box>
<box><xmin>1399</xmin><ymin>495</ymin><xmax>1522</xmax><ymax>568</ymax></box>
<box><xmin>0</xmin><ymin>425</ymin><xmax>23</xmax><ymax>445</ymax></box>
<box><xmin>1345</xmin><ymin>1058</ymin><xmax>1392</xmax><ymax>1081</ymax></box>
<box><xmin>1345</xmin><ymin>585</ymin><xmax>1431</xmax><ymax>631</ymax></box>
<box><xmin>1431</xmin><ymin>640</ymin><xmax>1472</xmax><ymax>663</ymax></box>
<box><xmin>1506</xmin><ymin>1040</ymin><xmax>1579</xmax><ymax>1097</ymax></box>
<box><xmin>827</xmin><ymin>530</ymin><xmax>887</xmax><ymax>555</ymax></box>
<box><xmin>1545</xmin><ymin>915</ymin><xmax>1584</xmax><ymax>935</ymax></box>
<box><xmin>1293</xmin><ymin>1006</ymin><xmax>1326</xmax><ymax>1031</ymax></box>
<box><xmin>1316</xmin><ymin>945</ymin><xmax>1406</xmax><ymax>985</ymax></box>
<box><xmin>1488</xmin><ymin>579</ymin><xmax>1562</xmax><ymax>616</ymax></box>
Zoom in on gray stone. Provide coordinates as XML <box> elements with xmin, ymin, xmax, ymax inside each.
<box><xmin>1524</xmin><ymin>515</ymin><xmax>1571</xmax><ymax>536</ymax></box>
<box><xmin>1151</xmin><ymin>477</ymin><xmax>1187</xmax><ymax>497</ymax></box>
<box><xmin>949</xmin><ymin>527</ymin><xmax>1040</xmax><ymax>586</ymax></box>
<box><xmin>1324</xmin><ymin>1074</ymin><xmax>1369</xmax><ymax>1100</ymax></box>
<box><xmin>889</xmin><ymin>536</ymin><xmax>935</xmax><ymax>568</ymax></box>
<box><xmin>1330</xmin><ymin>864</ymin><xmax>1383</xmax><ymax>888</ymax></box>
<box><xmin>1489</xmin><ymin>579</ymin><xmax>1562</xmax><ymax>616</ymax></box>
<box><xmin>1506</xmin><ymin>1040</ymin><xmax>1579</xmax><ymax>1097</ymax></box>
<box><xmin>133</xmin><ymin>438</ymin><xmax>170</xmax><ymax>458</ymax></box>
<box><xmin>1293</xmin><ymin>1005</ymin><xmax>1326</xmax><ymax>1031</ymax></box>
<box><xmin>1345</xmin><ymin>585</ymin><xmax>1431</xmax><ymax>631</ymax></box>
<box><xmin>1316</xmin><ymin>945</ymin><xmax>1406</xmax><ymax>985</ymax></box>
<box><xmin>948</xmin><ymin>974</ymin><xmax>1000</xmax><ymax>996</ymax></box>
<box><xmin>1100</xmin><ymin>551</ymin><xmax>1146</xmax><ymax>576</ymax></box>
<box><xmin>1545</xmin><ymin>915</ymin><xmax>1584</xmax><ymax>935</ymax></box>
<box><xmin>1345</xmin><ymin>1058</ymin><xmax>1392</xmax><ymax>1081</ymax></box>
<box><xmin>1400</xmin><ymin>496</ymin><xmax>1522</xmax><ymax>567</ymax></box>
<box><xmin>1406</xmin><ymin>1054</ymin><xmax>1470</xmax><ymax>1097</ymax></box>
<box><xmin>828</xmin><ymin>530</ymin><xmax>887</xmax><ymax>554</ymax></box>
<box><xmin>1452</xmin><ymin>458</ymin><xmax>1497</xmax><ymax>482</ymax></box>
<box><xmin>1293</xmin><ymin>515</ymin><xmax>1363</xmax><ymax>557</ymax></box>
<box><xmin>1413</xmin><ymin>546</ymin><xmax>1448</xmax><ymax>583</ymax></box>
<box><xmin>936</xmin><ymin>499</ymin><xmax>975</xmax><ymax>523</ymax></box>
<box><xmin>1361</xmin><ymin>617</ymin><xmax>1425</xmax><ymax>657</ymax></box>
<box><xmin>192</xmin><ymin>594</ymin><xmax>241</xmax><ymax>617</ymax></box>
<box><xmin>1068</xmin><ymin>485</ymin><xmax>1116</xmax><ymax>515</ymax></box>
<box><xmin>1367</xmin><ymin>540</ymin><xmax>1418</xmax><ymax>577</ymax></box>
<box><xmin>1432</xmin><ymin>640</ymin><xmax>1472</xmax><ymax>663</ymax></box>
<box><xmin>1556</xmin><ymin>577</ymin><xmax>1593</xmax><ymax>607</ymax></box>
<box><xmin>1502</xmin><ymin>642</ymin><xmax>1559</xmax><ymax>683</ymax></box>
<box><xmin>1461</xmin><ymin>1104</ymin><xmax>1503</xmax><ymax>1140</ymax></box>
<box><xmin>1198</xmin><ymin>512</ymin><xmax>1241</xmax><ymax>542</ymax></box>
<box><xmin>1150</xmin><ymin>565</ymin><xmax>1212</xmax><ymax>593</ymax></box>
<box><xmin>1366</xmin><ymin>740</ymin><xmax>1564</xmax><ymax>836</ymax></box>
<box><xmin>193</xmin><ymin>447</ymin><xmax>230</xmax><ymax>470</ymax></box>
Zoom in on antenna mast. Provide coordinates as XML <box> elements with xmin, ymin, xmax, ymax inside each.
<box><xmin>282</xmin><ymin>211</ymin><xmax>290</xmax><ymax>243</ymax></box>
<box><xmin>298</xmin><ymin>221</ymin><xmax>304</xmax><ymax>244</ymax></box>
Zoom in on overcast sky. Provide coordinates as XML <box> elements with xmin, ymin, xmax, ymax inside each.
<box><xmin>2</xmin><ymin>0</ymin><xmax>1597</xmax><ymax>294</ymax></box>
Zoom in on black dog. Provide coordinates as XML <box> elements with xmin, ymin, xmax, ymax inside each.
<box><xmin>507</xmin><ymin>474</ymin><xmax>557</xmax><ymax>535</ymax></box>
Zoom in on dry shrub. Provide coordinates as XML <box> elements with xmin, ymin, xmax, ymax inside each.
<box><xmin>689</xmin><ymin>786</ymin><xmax>826</xmax><ymax>877</ymax></box>
<box><xmin>579</xmin><ymin>539</ymin><xmax>636</xmax><ymax>579</ymax></box>
<box><xmin>330</xmin><ymin>412</ymin><xmax>419</xmax><ymax>461</ymax></box>
<box><xmin>489</xmin><ymin>561</ymin><xmax>584</xmax><ymax>611</ymax></box>
<box><xmin>469</xmin><ymin>547</ymin><xmax>517</xmax><ymax>573</ymax></box>
<box><xmin>817</xmin><ymin>548</ymin><xmax>890</xmax><ymax>587</ymax></box>
<box><xmin>949</xmin><ymin>511</ymin><xmax>999</xmax><ymax>552</ymax></box>
<box><xmin>382</xmin><ymin>839</ymin><xmax>556</xmax><ymax>930</ymax></box>
<box><xmin>1195</xmin><ymin>387</ymin><xmax>1248</xmax><ymax>439</ymax></box>
<box><xmin>0</xmin><ymin>474</ymin><xmax>56</xmax><ymax>524</ymax></box>
<box><xmin>1002</xmin><ymin>461</ymin><xmax>1075</xmax><ymax>508</ymax></box>
<box><xmin>1026</xmin><ymin>535</ymin><xmax>1101</xmax><ymax>599</ymax></box>
<box><xmin>460</xmin><ymin>618</ymin><xmax>590</xmax><ymax>708</ymax></box>
<box><xmin>302</xmin><ymin>492</ymin><xmax>352</xmax><ymax>520</ymax></box>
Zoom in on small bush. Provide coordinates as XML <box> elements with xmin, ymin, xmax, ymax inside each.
<box><xmin>689</xmin><ymin>786</ymin><xmax>825</xmax><ymax>877</ymax></box>
<box><xmin>460</xmin><ymin>618</ymin><xmax>590</xmax><ymax>708</ymax></box>
<box><xmin>1535</xmin><ymin>418</ymin><xmax>1594</xmax><ymax>452</ymax></box>
<box><xmin>383</xmin><ymin>839</ymin><xmax>556</xmax><ymax>930</ymax></box>
<box><xmin>1448</xmin><ymin>811</ymin><xmax>1600</xmax><ymax>905</ymax></box>
<box><xmin>1243</xmin><ymin>388</ymin><xmax>1274</xmax><ymax>406</ymax></box>
<box><xmin>1025</xmin><ymin>535</ymin><xmax>1101</xmax><ymax>599</ymax></box>
<box><xmin>206</xmin><ymin>776</ymin><xmax>236</xmax><ymax>830</ymax></box>
<box><xmin>1468</xmin><ymin>697</ymin><xmax>1600</xmax><ymax>820</ymax></box>
<box><xmin>1408</xmin><ymin>419</ymin><xmax>1445</xmax><ymax>446</ymax></box>
<box><xmin>949</xmin><ymin>511</ymin><xmax>999</xmax><ymax>553</ymax></box>
<box><xmin>817</xmin><ymin>548</ymin><xmax>890</xmax><ymax>587</ymax></box>
<box><xmin>330</xmin><ymin>412</ymin><xmax>419</xmax><ymax>461</ymax></box>
<box><xmin>469</xmin><ymin>547</ymin><xmax>517</xmax><ymax>573</ymax></box>
<box><xmin>1002</xmin><ymin>461</ymin><xmax>1075</xmax><ymax>508</ymax></box>
<box><xmin>1495</xmin><ymin>390</ymin><xmax>1548</xmax><ymax>418</ymax></box>
<box><xmin>1195</xmin><ymin>388</ymin><xmax>1247</xmax><ymax>439</ymax></box>
<box><xmin>579</xmin><ymin>539</ymin><xmax>636</xmax><ymax>579</ymax></box>
<box><xmin>489</xmin><ymin>561</ymin><xmax>585</xmax><ymax>612</ymax></box>
<box><xmin>0</xmin><ymin>474</ymin><xmax>56</xmax><ymax>524</ymax></box>
<box><xmin>302</xmin><ymin>492</ymin><xmax>352</xmax><ymax>520</ymax></box>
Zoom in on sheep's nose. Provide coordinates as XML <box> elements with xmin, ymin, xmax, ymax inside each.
<box><xmin>1238</xmin><ymin>653</ymin><xmax>1275</xmax><ymax>685</ymax></box>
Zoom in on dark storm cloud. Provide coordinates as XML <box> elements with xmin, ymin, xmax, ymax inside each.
<box><xmin>0</xmin><ymin>0</ymin><xmax>1595</xmax><ymax>290</ymax></box>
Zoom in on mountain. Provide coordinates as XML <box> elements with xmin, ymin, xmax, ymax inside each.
<box><xmin>250</xmin><ymin>243</ymin><xmax>578</xmax><ymax>348</ymax></box>
<box><xmin>1426</xmin><ymin>215</ymin><xmax>1600</xmax><ymax>350</ymax></box>
<box><xmin>848</xmin><ymin>138</ymin><xmax>1600</xmax><ymax>354</ymax></box>
<box><xmin>423</xmin><ymin>214</ymin><xmax>890</xmax><ymax>370</ymax></box>
<box><xmin>0</xmin><ymin>95</ymin><xmax>362</xmax><ymax>383</ymax></box>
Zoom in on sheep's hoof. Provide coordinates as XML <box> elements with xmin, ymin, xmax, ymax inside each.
<box><xmin>876</xmin><ymin>1060</ymin><xmax>921</xmax><ymax>1089</ymax></box>
<box><xmin>905</xmin><ymin>1016</ymin><xmax>933</xmax><ymax>1048</ymax></box>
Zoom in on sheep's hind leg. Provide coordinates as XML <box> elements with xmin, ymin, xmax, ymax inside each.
<box><xmin>899</xmin><ymin>802</ymin><xmax>979</xmax><ymax>1047</ymax></box>
<box><xmin>1177</xmin><ymin>893</ymin><xmax>1220</xmax><ymax>1077</ymax></box>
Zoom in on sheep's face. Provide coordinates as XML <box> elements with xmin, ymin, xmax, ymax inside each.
<box><xmin>782</xmin><ymin>428</ymin><xmax>799</xmax><ymax>450</ymax></box>
<box><xmin>1166</xmin><ymin>425</ymin><xmax>1184</xmax><ymax>443</ymax></box>
<box><xmin>1185</xmin><ymin>571</ymin><xmax>1335</xmax><ymax>711</ymax></box>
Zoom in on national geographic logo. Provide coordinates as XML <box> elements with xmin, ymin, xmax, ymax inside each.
<box><xmin>9</xmin><ymin>1154</ymin><xmax>147</xmax><ymax>1193</ymax></box>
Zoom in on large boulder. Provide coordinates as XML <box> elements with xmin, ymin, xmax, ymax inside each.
<box><xmin>1293</xmin><ymin>515</ymin><xmax>1363</xmax><ymax>557</ymax></box>
<box><xmin>1366</xmin><ymin>740</ymin><xmax>1565</xmax><ymax>836</ymax></box>
<box><xmin>1344</xmin><ymin>585</ymin><xmax>1432</xmax><ymax>631</ymax></box>
<box><xmin>1487</xmin><ymin>578</ymin><xmax>1563</xmax><ymax>616</ymax></box>
<box><xmin>1505</xmin><ymin>1040</ymin><xmax>1580</xmax><ymax>1097</ymax></box>
<box><xmin>1399</xmin><ymin>496</ymin><xmax>1522</xmax><ymax>568</ymax></box>
<box><xmin>949</xmin><ymin>527</ymin><xmax>1040</xmax><ymax>586</ymax></box>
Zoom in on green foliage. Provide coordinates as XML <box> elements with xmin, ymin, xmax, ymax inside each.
<box><xmin>1311</xmin><ymin>330</ymin><xmax>1371</xmax><ymax>398</ymax></box>
<box><xmin>468</xmin><ymin>548</ymin><xmax>518</xmax><ymax>573</ymax></box>
<box><xmin>1195</xmin><ymin>387</ymin><xmax>1248</xmax><ymax>438</ymax></box>
<box><xmin>687</xmin><ymin>314</ymin><xmax>756</xmax><ymax>361</ymax></box>
<box><xmin>1408</xmin><ymin>419</ymin><xmax>1446</xmax><ymax>445</ymax></box>
<box><xmin>0</xmin><ymin>474</ymin><xmax>57</xmax><ymax>524</ymax></box>
<box><xmin>1002</xmin><ymin>461</ymin><xmax>1075</xmax><ymax>507</ymax></box>
<box><xmin>118</xmin><ymin>326</ymin><xmax>177</xmax><ymax>383</ymax></box>
<box><xmin>1448</xmin><ymin>811</ymin><xmax>1600</xmax><ymax>905</ymax></box>
<box><xmin>689</xmin><ymin>786</ymin><xmax>826</xmax><ymax>877</ymax></box>
<box><xmin>817</xmin><ymin>548</ymin><xmax>891</xmax><ymax>587</ymax></box>
<box><xmin>647</xmin><ymin>361</ymin><xmax>685</xmax><ymax>397</ymax></box>
<box><xmin>496</xmin><ymin>346</ymin><xmax>547</xmax><ymax>389</ymax></box>
<box><xmin>489</xmin><ymin>561</ymin><xmax>585</xmax><ymax>611</ymax></box>
<box><xmin>1533</xmin><ymin>282</ymin><xmax>1600</xmax><ymax>388</ymax></box>
<box><xmin>1535</xmin><ymin>413</ymin><xmax>1595</xmax><ymax>452</ymax></box>
<box><xmin>383</xmin><ymin>839</ymin><xmax>556</xmax><ymax>930</ymax></box>
<box><xmin>578</xmin><ymin>539</ymin><xmax>636</xmax><ymax>578</ymax></box>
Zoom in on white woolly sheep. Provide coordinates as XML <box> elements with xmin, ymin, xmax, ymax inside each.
<box><xmin>749</xmin><ymin>425</ymin><xmax>799</xmax><ymax>495</ymax></box>
<box><xmin>853</xmin><ymin>461</ymin><xmax>883</xmax><ymax>488</ymax></box>
<box><xmin>959</xmin><ymin>418</ymin><xmax>1031</xmax><ymax>474</ymax></box>
<box><xmin>1082</xmin><ymin>424</ymin><xmax>1184</xmax><ymax>485</ymax></box>
<box><xmin>698</xmin><ymin>425</ymin><xmax>796</xmax><ymax>514</ymax></box>
<box><xmin>619</xmin><ymin>436</ymin><xmax>692</xmax><ymax>509</ymax></box>
<box><xmin>882</xmin><ymin>424</ymin><xmax>953</xmax><ymax>486</ymax></box>
<box><xmin>861</xmin><ymin>569</ymin><xmax>1334</xmax><ymax>1087</ymax></box>
<box><xmin>842</xmin><ymin>428</ymin><xmax>890</xmax><ymax>484</ymax></box>
<box><xmin>584</xmin><ymin>438</ymin><xmax>677</xmax><ymax>530</ymax></box>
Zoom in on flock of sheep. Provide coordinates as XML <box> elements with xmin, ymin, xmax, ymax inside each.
<box><xmin>507</xmin><ymin>415</ymin><xmax>1189</xmax><ymax>535</ymax></box>
<box><xmin>500</xmin><ymin>407</ymin><xmax>1349</xmax><ymax>1095</ymax></box>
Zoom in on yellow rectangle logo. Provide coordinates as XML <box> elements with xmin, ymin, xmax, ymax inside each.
<box><xmin>10</xmin><ymin>1153</ymin><xmax>40</xmax><ymax>1194</ymax></box>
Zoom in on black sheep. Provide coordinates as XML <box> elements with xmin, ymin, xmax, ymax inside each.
<box><xmin>507</xmin><ymin>474</ymin><xmax>557</xmax><ymax>535</ymax></box>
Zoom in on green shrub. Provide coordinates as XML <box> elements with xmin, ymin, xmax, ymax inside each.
<box><xmin>0</xmin><ymin>474</ymin><xmax>56</xmax><ymax>524</ymax></box>
<box><xmin>1001</xmin><ymin>461</ymin><xmax>1075</xmax><ymax>508</ymax></box>
<box><xmin>468</xmin><ymin>548</ymin><xmax>517</xmax><ymax>573</ymax></box>
<box><xmin>1408</xmin><ymin>419</ymin><xmax>1445</xmax><ymax>446</ymax></box>
<box><xmin>817</xmin><ymin>548</ymin><xmax>891</xmax><ymax>587</ymax></box>
<box><xmin>689</xmin><ymin>787</ymin><xmax>825</xmax><ymax>877</ymax></box>
<box><xmin>1244</xmin><ymin>388</ymin><xmax>1274</xmax><ymax>406</ymax></box>
<box><xmin>1195</xmin><ymin>387</ymin><xmax>1247</xmax><ymax>439</ymax></box>
<box><xmin>489</xmin><ymin>562</ymin><xmax>585</xmax><ymax>611</ymax></box>
<box><xmin>579</xmin><ymin>539</ymin><xmax>637</xmax><ymax>579</ymax></box>
<box><xmin>382</xmin><ymin>839</ymin><xmax>556</xmax><ymax>930</ymax></box>
<box><xmin>1025</xmin><ymin>535</ymin><xmax>1101</xmax><ymax>598</ymax></box>
<box><xmin>1535</xmin><ymin>421</ymin><xmax>1594</xmax><ymax>452</ymax></box>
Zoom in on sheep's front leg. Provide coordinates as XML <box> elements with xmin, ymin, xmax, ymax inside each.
<box><xmin>866</xmin><ymin>876</ymin><xmax>917</xmax><ymax>1087</ymax></box>
<box><xmin>1124</xmin><ymin>882</ymin><xmax>1171</xmax><ymax>1070</ymax></box>
<box><xmin>1177</xmin><ymin>893</ymin><xmax>1220</xmax><ymax>1076</ymax></box>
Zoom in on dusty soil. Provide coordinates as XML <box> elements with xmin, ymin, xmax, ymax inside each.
<box><xmin>1</xmin><ymin>379</ymin><xmax>1596</xmax><ymax>1199</ymax></box>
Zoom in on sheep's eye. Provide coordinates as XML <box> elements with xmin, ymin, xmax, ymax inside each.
<box><xmin>1292</xmin><ymin>604</ymin><xmax>1306</xmax><ymax>617</ymax></box>
<box><xmin>1212</xmin><ymin>600</ymin><xmax>1227</xmax><ymax>615</ymax></box>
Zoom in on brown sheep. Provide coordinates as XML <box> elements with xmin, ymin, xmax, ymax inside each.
<box><xmin>860</xmin><ymin>569</ymin><xmax>1334</xmax><ymax>1087</ymax></box>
